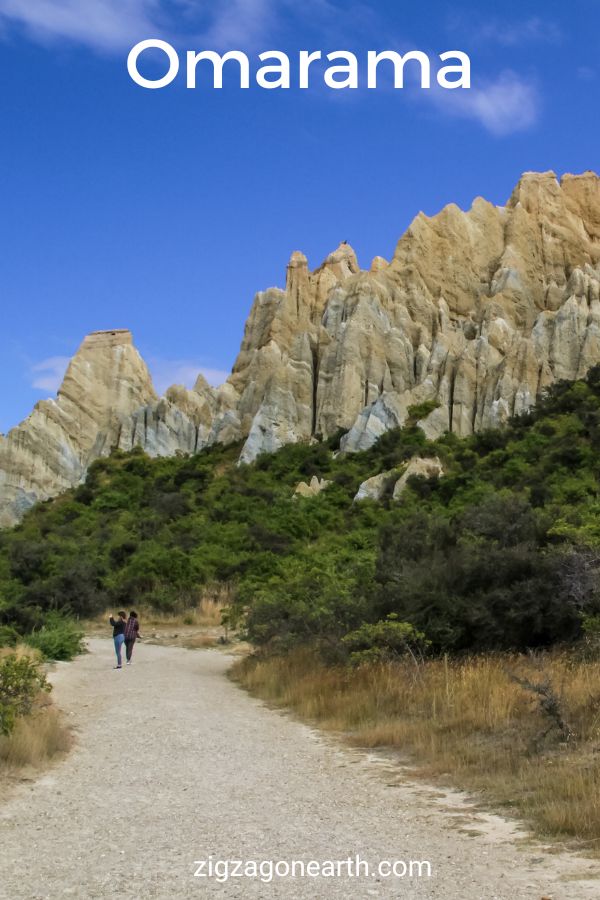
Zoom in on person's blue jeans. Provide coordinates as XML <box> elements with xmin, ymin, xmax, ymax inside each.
<box><xmin>114</xmin><ymin>634</ymin><xmax>125</xmax><ymax>667</ymax></box>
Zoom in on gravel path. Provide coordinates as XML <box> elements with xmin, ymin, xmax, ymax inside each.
<box><xmin>1</xmin><ymin>639</ymin><xmax>599</xmax><ymax>899</ymax></box>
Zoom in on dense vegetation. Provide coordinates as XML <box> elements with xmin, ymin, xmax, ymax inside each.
<box><xmin>3</xmin><ymin>369</ymin><xmax>600</xmax><ymax>659</ymax></box>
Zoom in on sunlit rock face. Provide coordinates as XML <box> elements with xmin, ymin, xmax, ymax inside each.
<box><xmin>0</xmin><ymin>330</ymin><xmax>157</xmax><ymax>527</ymax></box>
<box><xmin>3</xmin><ymin>171</ymin><xmax>600</xmax><ymax>525</ymax></box>
<box><xmin>224</xmin><ymin>171</ymin><xmax>600</xmax><ymax>460</ymax></box>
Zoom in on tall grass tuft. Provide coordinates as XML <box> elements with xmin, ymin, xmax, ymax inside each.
<box><xmin>0</xmin><ymin>706</ymin><xmax>71</xmax><ymax>769</ymax></box>
<box><xmin>0</xmin><ymin>645</ymin><xmax>72</xmax><ymax>776</ymax></box>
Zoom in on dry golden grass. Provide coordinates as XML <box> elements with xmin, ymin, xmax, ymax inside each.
<box><xmin>181</xmin><ymin>633</ymin><xmax>219</xmax><ymax>650</ymax></box>
<box><xmin>231</xmin><ymin>647</ymin><xmax>600</xmax><ymax>846</ymax></box>
<box><xmin>0</xmin><ymin>705</ymin><xmax>71</xmax><ymax>770</ymax></box>
<box><xmin>137</xmin><ymin>596</ymin><xmax>226</xmax><ymax>629</ymax></box>
<box><xmin>87</xmin><ymin>585</ymin><xmax>231</xmax><ymax>633</ymax></box>
<box><xmin>0</xmin><ymin>643</ymin><xmax>39</xmax><ymax>663</ymax></box>
<box><xmin>1</xmin><ymin>645</ymin><xmax>72</xmax><ymax>778</ymax></box>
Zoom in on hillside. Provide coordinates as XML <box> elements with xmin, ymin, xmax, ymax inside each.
<box><xmin>3</xmin><ymin>170</ymin><xmax>600</xmax><ymax>527</ymax></box>
<box><xmin>2</xmin><ymin>369</ymin><xmax>600</xmax><ymax>656</ymax></box>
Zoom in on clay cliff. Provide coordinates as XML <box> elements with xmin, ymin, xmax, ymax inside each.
<box><xmin>2</xmin><ymin>170</ymin><xmax>600</xmax><ymax>526</ymax></box>
<box><xmin>0</xmin><ymin>330</ymin><xmax>156</xmax><ymax>525</ymax></box>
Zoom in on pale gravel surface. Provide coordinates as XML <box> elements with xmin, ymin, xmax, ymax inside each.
<box><xmin>1</xmin><ymin>639</ymin><xmax>599</xmax><ymax>899</ymax></box>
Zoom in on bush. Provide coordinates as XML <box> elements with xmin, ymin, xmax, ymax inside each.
<box><xmin>406</xmin><ymin>400</ymin><xmax>440</xmax><ymax>424</ymax></box>
<box><xmin>241</xmin><ymin>554</ymin><xmax>373</xmax><ymax>651</ymax></box>
<box><xmin>342</xmin><ymin>615</ymin><xmax>430</xmax><ymax>665</ymax></box>
<box><xmin>0</xmin><ymin>625</ymin><xmax>19</xmax><ymax>648</ymax></box>
<box><xmin>374</xmin><ymin>502</ymin><xmax>596</xmax><ymax>652</ymax></box>
<box><xmin>0</xmin><ymin>653</ymin><xmax>50</xmax><ymax>736</ymax></box>
<box><xmin>25</xmin><ymin>613</ymin><xmax>85</xmax><ymax>661</ymax></box>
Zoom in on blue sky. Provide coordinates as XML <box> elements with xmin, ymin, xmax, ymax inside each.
<box><xmin>0</xmin><ymin>0</ymin><xmax>599</xmax><ymax>432</ymax></box>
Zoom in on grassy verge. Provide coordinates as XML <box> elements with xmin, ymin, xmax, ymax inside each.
<box><xmin>0</xmin><ymin>702</ymin><xmax>70</xmax><ymax>771</ymax></box>
<box><xmin>231</xmin><ymin>647</ymin><xmax>600</xmax><ymax>848</ymax></box>
<box><xmin>0</xmin><ymin>646</ymin><xmax>72</xmax><ymax>788</ymax></box>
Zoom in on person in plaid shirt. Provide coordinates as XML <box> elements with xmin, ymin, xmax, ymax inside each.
<box><xmin>124</xmin><ymin>611</ymin><xmax>141</xmax><ymax>664</ymax></box>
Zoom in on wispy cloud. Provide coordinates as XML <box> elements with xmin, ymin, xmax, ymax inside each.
<box><xmin>448</xmin><ymin>14</ymin><xmax>561</xmax><ymax>48</ymax></box>
<box><xmin>200</xmin><ymin>0</ymin><xmax>272</xmax><ymax>47</ymax></box>
<box><xmin>474</xmin><ymin>17</ymin><xmax>561</xmax><ymax>47</ymax></box>
<box><xmin>0</xmin><ymin>0</ymin><xmax>356</xmax><ymax>51</ymax></box>
<box><xmin>432</xmin><ymin>70</ymin><xmax>539</xmax><ymax>137</ymax></box>
<box><xmin>577</xmin><ymin>66</ymin><xmax>596</xmax><ymax>82</ymax></box>
<box><xmin>148</xmin><ymin>357</ymin><xmax>229</xmax><ymax>395</ymax></box>
<box><xmin>0</xmin><ymin>1</ymin><xmax>543</xmax><ymax>139</ymax></box>
<box><xmin>0</xmin><ymin>0</ymin><xmax>377</xmax><ymax>52</ymax></box>
<box><xmin>30</xmin><ymin>355</ymin><xmax>70</xmax><ymax>393</ymax></box>
<box><xmin>0</xmin><ymin>0</ymin><xmax>282</xmax><ymax>51</ymax></box>
<box><xmin>0</xmin><ymin>0</ymin><xmax>160</xmax><ymax>51</ymax></box>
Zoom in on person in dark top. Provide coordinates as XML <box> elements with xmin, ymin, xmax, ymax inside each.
<box><xmin>109</xmin><ymin>611</ymin><xmax>127</xmax><ymax>668</ymax></box>
<box><xmin>124</xmin><ymin>611</ymin><xmax>141</xmax><ymax>665</ymax></box>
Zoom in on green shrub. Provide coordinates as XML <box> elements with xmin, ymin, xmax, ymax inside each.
<box><xmin>582</xmin><ymin>615</ymin><xmax>600</xmax><ymax>637</ymax></box>
<box><xmin>0</xmin><ymin>625</ymin><xmax>19</xmax><ymax>648</ymax></box>
<box><xmin>407</xmin><ymin>400</ymin><xmax>440</xmax><ymax>424</ymax></box>
<box><xmin>342</xmin><ymin>615</ymin><xmax>430</xmax><ymax>665</ymax></box>
<box><xmin>0</xmin><ymin>653</ymin><xmax>50</xmax><ymax>736</ymax></box>
<box><xmin>374</xmin><ymin>502</ymin><xmax>597</xmax><ymax>652</ymax></box>
<box><xmin>25</xmin><ymin>613</ymin><xmax>84</xmax><ymax>661</ymax></box>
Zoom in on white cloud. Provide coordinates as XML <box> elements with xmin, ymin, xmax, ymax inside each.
<box><xmin>30</xmin><ymin>355</ymin><xmax>70</xmax><ymax>393</ymax></box>
<box><xmin>148</xmin><ymin>357</ymin><xmax>229</xmax><ymax>395</ymax></box>
<box><xmin>447</xmin><ymin>14</ymin><xmax>561</xmax><ymax>48</ymax></box>
<box><xmin>0</xmin><ymin>0</ymin><xmax>160</xmax><ymax>50</ymax></box>
<box><xmin>201</xmin><ymin>0</ymin><xmax>272</xmax><ymax>47</ymax></box>
<box><xmin>432</xmin><ymin>71</ymin><xmax>539</xmax><ymax>137</ymax></box>
<box><xmin>0</xmin><ymin>0</ymin><xmax>373</xmax><ymax>52</ymax></box>
<box><xmin>0</xmin><ymin>2</ymin><xmax>542</xmax><ymax>140</ymax></box>
<box><xmin>0</xmin><ymin>0</ymin><xmax>316</xmax><ymax>51</ymax></box>
<box><xmin>475</xmin><ymin>17</ymin><xmax>561</xmax><ymax>47</ymax></box>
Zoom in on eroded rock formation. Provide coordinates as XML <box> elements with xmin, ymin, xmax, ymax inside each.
<box><xmin>3</xmin><ymin>171</ymin><xmax>600</xmax><ymax>525</ymax></box>
<box><xmin>392</xmin><ymin>457</ymin><xmax>444</xmax><ymax>500</ymax></box>
<box><xmin>293</xmin><ymin>476</ymin><xmax>332</xmax><ymax>499</ymax></box>
<box><xmin>221</xmin><ymin>170</ymin><xmax>600</xmax><ymax>461</ymax></box>
<box><xmin>0</xmin><ymin>330</ymin><xmax>156</xmax><ymax>526</ymax></box>
<box><xmin>354</xmin><ymin>471</ymin><xmax>394</xmax><ymax>503</ymax></box>
<box><xmin>353</xmin><ymin>457</ymin><xmax>444</xmax><ymax>503</ymax></box>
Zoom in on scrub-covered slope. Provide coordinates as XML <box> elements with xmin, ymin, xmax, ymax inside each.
<box><xmin>3</xmin><ymin>368</ymin><xmax>600</xmax><ymax>654</ymax></box>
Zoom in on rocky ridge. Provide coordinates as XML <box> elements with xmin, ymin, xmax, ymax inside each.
<box><xmin>2</xmin><ymin>171</ymin><xmax>600</xmax><ymax>525</ymax></box>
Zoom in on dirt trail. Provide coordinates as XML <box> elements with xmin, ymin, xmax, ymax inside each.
<box><xmin>1</xmin><ymin>639</ymin><xmax>599</xmax><ymax>899</ymax></box>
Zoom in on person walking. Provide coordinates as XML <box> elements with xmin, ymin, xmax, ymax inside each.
<box><xmin>109</xmin><ymin>611</ymin><xmax>127</xmax><ymax>669</ymax></box>
<box><xmin>124</xmin><ymin>611</ymin><xmax>141</xmax><ymax>665</ymax></box>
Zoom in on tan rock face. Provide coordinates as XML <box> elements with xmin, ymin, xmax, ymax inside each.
<box><xmin>293</xmin><ymin>476</ymin><xmax>331</xmax><ymax>499</ymax></box>
<box><xmin>0</xmin><ymin>330</ymin><xmax>157</xmax><ymax>526</ymax></box>
<box><xmin>4</xmin><ymin>171</ymin><xmax>600</xmax><ymax>525</ymax></box>
<box><xmin>228</xmin><ymin>170</ymin><xmax>600</xmax><ymax>459</ymax></box>
<box><xmin>354</xmin><ymin>471</ymin><xmax>395</xmax><ymax>502</ymax></box>
<box><xmin>392</xmin><ymin>457</ymin><xmax>444</xmax><ymax>500</ymax></box>
<box><xmin>354</xmin><ymin>458</ymin><xmax>443</xmax><ymax>503</ymax></box>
